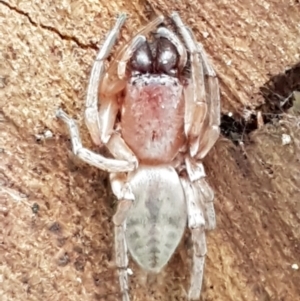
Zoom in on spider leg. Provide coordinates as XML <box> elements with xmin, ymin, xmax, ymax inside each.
<box><xmin>115</xmin><ymin>223</ymin><xmax>130</xmax><ymax>301</ymax></box>
<box><xmin>116</xmin><ymin>15</ymin><xmax>164</xmax><ymax>80</ymax></box>
<box><xmin>110</xmin><ymin>172</ymin><xmax>135</xmax><ymax>226</ymax></box>
<box><xmin>171</xmin><ymin>12</ymin><xmax>207</xmax><ymax>156</ymax></box>
<box><xmin>95</xmin><ymin>15</ymin><xmax>165</xmax><ymax>161</ymax></box>
<box><xmin>97</xmin><ymin>34</ymin><xmax>146</xmax><ymax>145</ymax></box>
<box><xmin>84</xmin><ymin>14</ymin><xmax>147</xmax><ymax>167</ymax></box>
<box><xmin>172</xmin><ymin>11</ymin><xmax>218</xmax><ymax>233</ymax></box>
<box><xmin>84</xmin><ymin>14</ymin><xmax>144</xmax><ymax>168</ymax></box>
<box><xmin>195</xmin><ymin>42</ymin><xmax>220</xmax><ymax>159</ymax></box>
<box><xmin>106</xmin><ymin>15</ymin><xmax>165</xmax><ymax>81</ymax></box>
<box><xmin>184</xmin><ymin>157</ymin><xmax>216</xmax><ymax>230</ymax></box>
<box><xmin>195</xmin><ymin>177</ymin><xmax>216</xmax><ymax>230</ymax></box>
<box><xmin>56</xmin><ymin>109</ymin><xmax>136</xmax><ymax>173</ymax></box>
<box><xmin>85</xmin><ymin>14</ymin><xmax>127</xmax><ymax>146</ymax></box>
<box><xmin>182</xmin><ymin>39</ymin><xmax>219</xmax><ymax>229</ymax></box>
<box><xmin>154</xmin><ymin>27</ymin><xmax>187</xmax><ymax>70</ymax></box>
<box><xmin>180</xmin><ymin>177</ymin><xmax>207</xmax><ymax>301</ymax></box>
<box><xmin>110</xmin><ymin>173</ymin><xmax>135</xmax><ymax>301</ymax></box>
<box><xmin>106</xmin><ymin>133</ymin><xmax>138</xmax><ymax>165</ymax></box>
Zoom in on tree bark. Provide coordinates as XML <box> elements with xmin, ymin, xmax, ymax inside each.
<box><xmin>1</xmin><ymin>1</ymin><xmax>299</xmax><ymax>300</ymax></box>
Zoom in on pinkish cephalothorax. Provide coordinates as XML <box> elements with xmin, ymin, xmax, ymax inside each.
<box><xmin>57</xmin><ymin>12</ymin><xmax>220</xmax><ymax>301</ymax></box>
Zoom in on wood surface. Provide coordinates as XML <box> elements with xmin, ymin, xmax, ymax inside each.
<box><xmin>1</xmin><ymin>1</ymin><xmax>300</xmax><ymax>300</ymax></box>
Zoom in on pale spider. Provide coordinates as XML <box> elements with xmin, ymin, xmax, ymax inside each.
<box><xmin>57</xmin><ymin>12</ymin><xmax>220</xmax><ymax>301</ymax></box>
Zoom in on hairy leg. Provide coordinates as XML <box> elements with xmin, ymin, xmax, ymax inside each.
<box><xmin>171</xmin><ymin>12</ymin><xmax>207</xmax><ymax>156</ymax></box>
<box><xmin>115</xmin><ymin>223</ymin><xmax>130</xmax><ymax>301</ymax></box>
<box><xmin>56</xmin><ymin>109</ymin><xmax>136</xmax><ymax>173</ymax></box>
<box><xmin>155</xmin><ymin>26</ymin><xmax>187</xmax><ymax>71</ymax></box>
<box><xmin>195</xmin><ymin>42</ymin><xmax>220</xmax><ymax>159</ymax></box>
<box><xmin>183</xmin><ymin>157</ymin><xmax>216</xmax><ymax>230</ymax></box>
<box><xmin>195</xmin><ymin>177</ymin><xmax>216</xmax><ymax>230</ymax></box>
<box><xmin>110</xmin><ymin>172</ymin><xmax>135</xmax><ymax>301</ymax></box>
<box><xmin>85</xmin><ymin>14</ymin><xmax>127</xmax><ymax>145</ymax></box>
<box><xmin>95</xmin><ymin>16</ymin><xmax>165</xmax><ymax>160</ymax></box>
<box><xmin>171</xmin><ymin>12</ymin><xmax>220</xmax><ymax>158</ymax></box>
<box><xmin>180</xmin><ymin>177</ymin><xmax>207</xmax><ymax>300</ymax></box>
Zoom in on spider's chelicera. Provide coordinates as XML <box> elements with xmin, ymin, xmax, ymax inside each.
<box><xmin>57</xmin><ymin>12</ymin><xmax>220</xmax><ymax>301</ymax></box>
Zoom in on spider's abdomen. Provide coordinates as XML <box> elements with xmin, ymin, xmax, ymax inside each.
<box><xmin>121</xmin><ymin>75</ymin><xmax>185</xmax><ymax>164</ymax></box>
<box><xmin>125</xmin><ymin>166</ymin><xmax>187</xmax><ymax>273</ymax></box>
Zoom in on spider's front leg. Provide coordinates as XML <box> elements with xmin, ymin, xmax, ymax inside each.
<box><xmin>84</xmin><ymin>13</ymin><xmax>126</xmax><ymax>146</ymax></box>
<box><xmin>56</xmin><ymin>109</ymin><xmax>136</xmax><ymax>173</ymax></box>
<box><xmin>172</xmin><ymin>13</ymin><xmax>220</xmax><ymax>298</ymax></box>
<box><xmin>85</xmin><ymin>14</ymin><xmax>165</xmax><ymax>165</ymax></box>
<box><xmin>84</xmin><ymin>13</ymin><xmax>139</xmax><ymax>167</ymax></box>
<box><xmin>90</xmin><ymin>14</ymin><xmax>164</xmax><ymax>145</ymax></box>
<box><xmin>194</xmin><ymin>43</ymin><xmax>220</xmax><ymax>160</ymax></box>
<box><xmin>56</xmin><ymin>15</ymin><xmax>138</xmax><ymax>173</ymax></box>
<box><xmin>171</xmin><ymin>12</ymin><xmax>220</xmax><ymax>158</ymax></box>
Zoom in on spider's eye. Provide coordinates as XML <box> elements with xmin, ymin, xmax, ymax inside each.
<box><xmin>155</xmin><ymin>38</ymin><xmax>179</xmax><ymax>76</ymax></box>
<box><xmin>130</xmin><ymin>41</ymin><xmax>153</xmax><ymax>74</ymax></box>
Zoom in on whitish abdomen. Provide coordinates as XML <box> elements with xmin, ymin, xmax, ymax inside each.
<box><xmin>125</xmin><ymin>166</ymin><xmax>187</xmax><ymax>273</ymax></box>
<box><xmin>121</xmin><ymin>75</ymin><xmax>185</xmax><ymax>164</ymax></box>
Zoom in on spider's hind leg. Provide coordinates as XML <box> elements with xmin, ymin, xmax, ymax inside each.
<box><xmin>115</xmin><ymin>223</ymin><xmax>130</xmax><ymax>301</ymax></box>
<box><xmin>110</xmin><ymin>172</ymin><xmax>135</xmax><ymax>301</ymax></box>
<box><xmin>195</xmin><ymin>176</ymin><xmax>216</xmax><ymax>231</ymax></box>
<box><xmin>180</xmin><ymin>177</ymin><xmax>207</xmax><ymax>301</ymax></box>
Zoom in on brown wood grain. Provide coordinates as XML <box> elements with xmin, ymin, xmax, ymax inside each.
<box><xmin>1</xmin><ymin>1</ymin><xmax>300</xmax><ymax>300</ymax></box>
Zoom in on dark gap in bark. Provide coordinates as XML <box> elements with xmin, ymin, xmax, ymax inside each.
<box><xmin>220</xmin><ymin>62</ymin><xmax>300</xmax><ymax>145</ymax></box>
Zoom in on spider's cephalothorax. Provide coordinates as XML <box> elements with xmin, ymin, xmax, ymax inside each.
<box><xmin>122</xmin><ymin>38</ymin><xmax>186</xmax><ymax>164</ymax></box>
<box><xmin>57</xmin><ymin>12</ymin><xmax>220</xmax><ymax>301</ymax></box>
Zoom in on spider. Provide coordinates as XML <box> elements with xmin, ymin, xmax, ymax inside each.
<box><xmin>57</xmin><ymin>12</ymin><xmax>220</xmax><ymax>301</ymax></box>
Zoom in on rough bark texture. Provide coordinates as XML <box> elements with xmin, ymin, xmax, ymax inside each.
<box><xmin>1</xmin><ymin>1</ymin><xmax>300</xmax><ymax>301</ymax></box>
